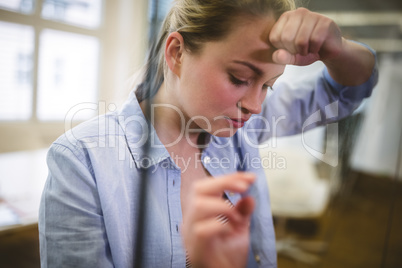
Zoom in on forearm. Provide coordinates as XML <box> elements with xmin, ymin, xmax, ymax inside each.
<box><xmin>324</xmin><ymin>38</ymin><xmax>376</xmax><ymax>86</ymax></box>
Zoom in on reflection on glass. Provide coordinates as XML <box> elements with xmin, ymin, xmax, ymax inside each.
<box><xmin>37</xmin><ymin>29</ymin><xmax>99</xmax><ymax>121</ymax></box>
<box><xmin>0</xmin><ymin>21</ymin><xmax>34</xmax><ymax>120</ymax></box>
<box><xmin>0</xmin><ymin>0</ymin><xmax>35</xmax><ymax>14</ymax></box>
<box><xmin>41</xmin><ymin>0</ymin><xmax>102</xmax><ymax>28</ymax></box>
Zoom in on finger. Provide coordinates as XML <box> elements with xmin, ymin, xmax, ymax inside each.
<box><xmin>272</xmin><ymin>49</ymin><xmax>295</xmax><ymax>65</ymax></box>
<box><xmin>183</xmin><ymin>218</ymin><xmax>233</xmax><ymax>261</ymax></box>
<box><xmin>187</xmin><ymin>196</ymin><xmax>241</xmax><ymax>224</ymax></box>
<box><xmin>279</xmin><ymin>11</ymin><xmax>303</xmax><ymax>55</ymax></box>
<box><xmin>192</xmin><ymin>218</ymin><xmax>236</xmax><ymax>241</ymax></box>
<box><xmin>269</xmin><ymin>11</ymin><xmax>289</xmax><ymax>49</ymax></box>
<box><xmin>294</xmin><ymin>13</ymin><xmax>318</xmax><ymax>56</ymax></box>
<box><xmin>193</xmin><ymin>172</ymin><xmax>256</xmax><ymax>197</ymax></box>
<box><xmin>183</xmin><ymin>217</ymin><xmax>233</xmax><ymax>246</ymax></box>
<box><xmin>309</xmin><ymin>16</ymin><xmax>331</xmax><ymax>55</ymax></box>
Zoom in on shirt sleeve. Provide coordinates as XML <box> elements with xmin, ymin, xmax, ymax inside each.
<box><xmin>253</xmin><ymin>46</ymin><xmax>378</xmax><ymax>143</ymax></box>
<box><xmin>38</xmin><ymin>142</ymin><xmax>114</xmax><ymax>268</ymax></box>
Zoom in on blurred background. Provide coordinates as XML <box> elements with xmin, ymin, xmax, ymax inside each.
<box><xmin>0</xmin><ymin>0</ymin><xmax>401</xmax><ymax>267</ymax></box>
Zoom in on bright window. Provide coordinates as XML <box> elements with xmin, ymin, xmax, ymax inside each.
<box><xmin>0</xmin><ymin>0</ymin><xmax>35</xmax><ymax>14</ymax></box>
<box><xmin>0</xmin><ymin>0</ymin><xmax>102</xmax><ymax>122</ymax></box>
<box><xmin>37</xmin><ymin>29</ymin><xmax>99</xmax><ymax>121</ymax></box>
<box><xmin>0</xmin><ymin>21</ymin><xmax>34</xmax><ymax>120</ymax></box>
<box><xmin>41</xmin><ymin>0</ymin><xmax>102</xmax><ymax>29</ymax></box>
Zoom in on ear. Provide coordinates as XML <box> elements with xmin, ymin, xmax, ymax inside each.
<box><xmin>165</xmin><ymin>32</ymin><xmax>185</xmax><ymax>77</ymax></box>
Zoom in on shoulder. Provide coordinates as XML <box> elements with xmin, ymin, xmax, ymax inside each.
<box><xmin>54</xmin><ymin>112</ymin><xmax>123</xmax><ymax>150</ymax></box>
<box><xmin>48</xmin><ymin>112</ymin><xmax>128</xmax><ymax>169</ymax></box>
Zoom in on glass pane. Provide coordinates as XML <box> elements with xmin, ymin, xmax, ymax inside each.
<box><xmin>37</xmin><ymin>29</ymin><xmax>99</xmax><ymax>121</ymax></box>
<box><xmin>41</xmin><ymin>0</ymin><xmax>102</xmax><ymax>28</ymax></box>
<box><xmin>0</xmin><ymin>0</ymin><xmax>35</xmax><ymax>14</ymax></box>
<box><xmin>0</xmin><ymin>21</ymin><xmax>34</xmax><ymax>121</ymax></box>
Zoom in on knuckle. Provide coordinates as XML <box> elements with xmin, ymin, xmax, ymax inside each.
<box><xmin>269</xmin><ymin>34</ymin><xmax>280</xmax><ymax>45</ymax></box>
<box><xmin>296</xmin><ymin>7</ymin><xmax>309</xmax><ymax>14</ymax></box>
<box><xmin>324</xmin><ymin>17</ymin><xmax>334</xmax><ymax>25</ymax></box>
<box><xmin>281</xmin><ymin>10</ymin><xmax>292</xmax><ymax>18</ymax></box>
<box><xmin>281</xmin><ymin>33</ymin><xmax>294</xmax><ymax>44</ymax></box>
<box><xmin>319</xmin><ymin>17</ymin><xmax>333</xmax><ymax>29</ymax></box>
<box><xmin>309</xmin><ymin>35</ymin><xmax>322</xmax><ymax>47</ymax></box>
<box><xmin>295</xmin><ymin>37</ymin><xmax>308</xmax><ymax>50</ymax></box>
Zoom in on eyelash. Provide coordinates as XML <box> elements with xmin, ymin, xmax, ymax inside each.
<box><xmin>229</xmin><ymin>74</ymin><xmax>273</xmax><ymax>91</ymax></box>
<box><xmin>262</xmin><ymin>84</ymin><xmax>273</xmax><ymax>91</ymax></box>
<box><xmin>229</xmin><ymin>74</ymin><xmax>249</xmax><ymax>87</ymax></box>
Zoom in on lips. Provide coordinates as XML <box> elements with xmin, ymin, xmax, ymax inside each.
<box><xmin>226</xmin><ymin>117</ymin><xmax>249</xmax><ymax>128</ymax></box>
<box><xmin>230</xmin><ymin>118</ymin><xmax>248</xmax><ymax>123</ymax></box>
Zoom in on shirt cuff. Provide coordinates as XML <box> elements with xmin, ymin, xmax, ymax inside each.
<box><xmin>323</xmin><ymin>40</ymin><xmax>379</xmax><ymax>101</ymax></box>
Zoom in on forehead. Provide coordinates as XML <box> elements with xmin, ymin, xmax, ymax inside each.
<box><xmin>201</xmin><ymin>16</ymin><xmax>278</xmax><ymax>65</ymax></box>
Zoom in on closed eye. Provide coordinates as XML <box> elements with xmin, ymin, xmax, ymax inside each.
<box><xmin>229</xmin><ymin>74</ymin><xmax>249</xmax><ymax>87</ymax></box>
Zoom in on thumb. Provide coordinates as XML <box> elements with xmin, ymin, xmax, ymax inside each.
<box><xmin>273</xmin><ymin>49</ymin><xmax>321</xmax><ymax>66</ymax></box>
<box><xmin>234</xmin><ymin>196</ymin><xmax>255</xmax><ymax>231</ymax></box>
<box><xmin>272</xmin><ymin>49</ymin><xmax>295</xmax><ymax>65</ymax></box>
<box><xmin>236</xmin><ymin>196</ymin><xmax>255</xmax><ymax>218</ymax></box>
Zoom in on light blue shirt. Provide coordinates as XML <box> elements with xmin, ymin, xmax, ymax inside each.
<box><xmin>39</xmin><ymin>59</ymin><xmax>378</xmax><ymax>268</ymax></box>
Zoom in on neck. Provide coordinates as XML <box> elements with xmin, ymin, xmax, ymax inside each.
<box><xmin>140</xmin><ymin>82</ymin><xmax>202</xmax><ymax>150</ymax></box>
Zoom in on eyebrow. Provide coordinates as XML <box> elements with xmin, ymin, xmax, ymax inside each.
<box><xmin>233</xmin><ymin>60</ymin><xmax>263</xmax><ymax>76</ymax></box>
<box><xmin>233</xmin><ymin>60</ymin><xmax>283</xmax><ymax>81</ymax></box>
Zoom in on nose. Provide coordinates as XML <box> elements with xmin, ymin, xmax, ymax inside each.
<box><xmin>238</xmin><ymin>87</ymin><xmax>264</xmax><ymax>115</ymax></box>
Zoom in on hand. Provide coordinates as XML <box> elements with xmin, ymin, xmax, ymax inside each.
<box><xmin>181</xmin><ymin>172</ymin><xmax>256</xmax><ymax>268</ymax></box>
<box><xmin>269</xmin><ymin>8</ymin><xmax>343</xmax><ymax>66</ymax></box>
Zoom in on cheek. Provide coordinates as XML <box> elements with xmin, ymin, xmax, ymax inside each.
<box><xmin>211</xmin><ymin>86</ymin><xmax>239</xmax><ymax>110</ymax></box>
<box><xmin>193</xmin><ymin>68</ymin><xmax>240</xmax><ymax>110</ymax></box>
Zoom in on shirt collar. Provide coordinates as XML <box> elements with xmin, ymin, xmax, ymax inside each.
<box><xmin>117</xmin><ymin>91</ymin><xmax>170</xmax><ymax>168</ymax></box>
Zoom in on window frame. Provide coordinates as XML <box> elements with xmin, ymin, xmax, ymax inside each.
<box><xmin>0</xmin><ymin>0</ymin><xmax>150</xmax><ymax>152</ymax></box>
<box><xmin>0</xmin><ymin>0</ymin><xmax>104</xmax><ymax>122</ymax></box>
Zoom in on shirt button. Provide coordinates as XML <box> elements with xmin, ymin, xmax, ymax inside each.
<box><xmin>255</xmin><ymin>254</ymin><xmax>261</xmax><ymax>264</ymax></box>
<box><xmin>203</xmin><ymin>156</ymin><xmax>211</xmax><ymax>164</ymax></box>
<box><xmin>173</xmin><ymin>180</ymin><xmax>175</xmax><ymax>186</ymax></box>
<box><xmin>176</xmin><ymin>224</ymin><xmax>179</xmax><ymax>233</ymax></box>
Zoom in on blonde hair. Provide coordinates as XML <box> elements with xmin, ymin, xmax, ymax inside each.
<box><xmin>136</xmin><ymin>0</ymin><xmax>296</xmax><ymax>102</ymax></box>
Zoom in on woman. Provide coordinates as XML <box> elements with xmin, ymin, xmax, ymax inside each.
<box><xmin>39</xmin><ymin>0</ymin><xmax>378</xmax><ymax>267</ymax></box>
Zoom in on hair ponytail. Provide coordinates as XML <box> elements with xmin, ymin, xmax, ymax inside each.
<box><xmin>135</xmin><ymin>24</ymin><xmax>169</xmax><ymax>103</ymax></box>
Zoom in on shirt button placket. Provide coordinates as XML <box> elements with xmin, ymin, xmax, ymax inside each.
<box><xmin>168</xmin><ymin>168</ymin><xmax>184</xmax><ymax>266</ymax></box>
